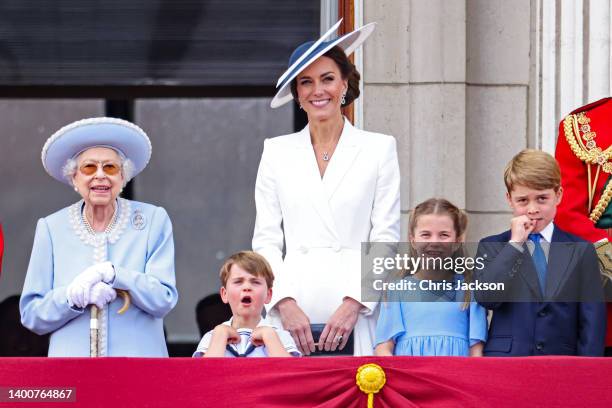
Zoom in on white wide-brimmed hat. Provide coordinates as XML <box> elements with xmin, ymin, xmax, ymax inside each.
<box><xmin>41</xmin><ymin>117</ymin><xmax>152</xmax><ymax>185</ymax></box>
<box><xmin>270</xmin><ymin>19</ymin><xmax>376</xmax><ymax>108</ymax></box>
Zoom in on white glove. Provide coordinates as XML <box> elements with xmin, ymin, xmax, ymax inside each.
<box><xmin>96</xmin><ymin>261</ymin><xmax>116</xmax><ymax>283</ymax></box>
<box><xmin>66</xmin><ymin>262</ymin><xmax>114</xmax><ymax>308</ymax></box>
<box><xmin>89</xmin><ymin>282</ymin><xmax>117</xmax><ymax>309</ymax></box>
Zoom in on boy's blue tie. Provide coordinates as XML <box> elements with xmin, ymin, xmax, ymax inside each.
<box><xmin>528</xmin><ymin>233</ymin><xmax>547</xmax><ymax>294</ymax></box>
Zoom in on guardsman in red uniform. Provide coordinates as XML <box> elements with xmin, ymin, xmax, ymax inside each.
<box><xmin>555</xmin><ymin>97</ymin><xmax>612</xmax><ymax>355</ymax></box>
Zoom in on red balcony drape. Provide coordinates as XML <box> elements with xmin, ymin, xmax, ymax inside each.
<box><xmin>1</xmin><ymin>356</ymin><xmax>611</xmax><ymax>407</ymax></box>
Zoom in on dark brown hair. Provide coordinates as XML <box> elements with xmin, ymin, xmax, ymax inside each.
<box><xmin>290</xmin><ymin>46</ymin><xmax>361</xmax><ymax>106</ymax></box>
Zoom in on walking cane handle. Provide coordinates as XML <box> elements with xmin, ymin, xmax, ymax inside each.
<box><xmin>117</xmin><ymin>289</ymin><xmax>131</xmax><ymax>314</ymax></box>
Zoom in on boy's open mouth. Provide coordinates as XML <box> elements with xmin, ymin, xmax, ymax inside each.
<box><xmin>240</xmin><ymin>295</ymin><xmax>252</xmax><ymax>305</ymax></box>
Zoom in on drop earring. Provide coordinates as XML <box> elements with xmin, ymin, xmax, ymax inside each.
<box><xmin>341</xmin><ymin>92</ymin><xmax>346</xmax><ymax>105</ymax></box>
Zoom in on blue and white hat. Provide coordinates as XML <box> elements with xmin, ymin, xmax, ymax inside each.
<box><xmin>270</xmin><ymin>19</ymin><xmax>376</xmax><ymax>109</ymax></box>
<box><xmin>41</xmin><ymin>117</ymin><xmax>152</xmax><ymax>185</ymax></box>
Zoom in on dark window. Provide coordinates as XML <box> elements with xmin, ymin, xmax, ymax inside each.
<box><xmin>0</xmin><ymin>0</ymin><xmax>319</xmax><ymax>88</ymax></box>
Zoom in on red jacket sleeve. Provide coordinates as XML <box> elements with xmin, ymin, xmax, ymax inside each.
<box><xmin>554</xmin><ymin>119</ymin><xmax>609</xmax><ymax>242</ymax></box>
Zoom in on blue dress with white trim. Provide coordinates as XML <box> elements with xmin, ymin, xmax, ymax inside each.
<box><xmin>20</xmin><ymin>199</ymin><xmax>178</xmax><ymax>357</ymax></box>
<box><xmin>375</xmin><ymin>275</ymin><xmax>487</xmax><ymax>356</ymax></box>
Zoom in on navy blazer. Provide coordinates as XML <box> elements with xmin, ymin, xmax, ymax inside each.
<box><xmin>474</xmin><ymin>226</ymin><xmax>606</xmax><ymax>356</ymax></box>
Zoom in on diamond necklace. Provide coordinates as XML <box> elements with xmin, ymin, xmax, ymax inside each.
<box><xmin>319</xmin><ymin>139</ymin><xmax>339</xmax><ymax>162</ymax></box>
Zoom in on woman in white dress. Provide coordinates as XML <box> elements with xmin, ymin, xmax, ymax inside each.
<box><xmin>253</xmin><ymin>20</ymin><xmax>400</xmax><ymax>356</ymax></box>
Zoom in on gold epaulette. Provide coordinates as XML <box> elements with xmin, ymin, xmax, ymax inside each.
<box><xmin>563</xmin><ymin>113</ymin><xmax>612</xmax><ymax>222</ymax></box>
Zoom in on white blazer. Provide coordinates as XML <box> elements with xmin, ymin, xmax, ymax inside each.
<box><xmin>252</xmin><ymin>118</ymin><xmax>400</xmax><ymax>355</ymax></box>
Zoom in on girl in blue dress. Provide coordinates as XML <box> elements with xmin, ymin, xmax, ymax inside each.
<box><xmin>374</xmin><ymin>198</ymin><xmax>487</xmax><ymax>356</ymax></box>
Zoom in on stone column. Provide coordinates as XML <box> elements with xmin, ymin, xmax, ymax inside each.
<box><xmin>465</xmin><ymin>0</ymin><xmax>531</xmax><ymax>240</ymax></box>
<box><xmin>361</xmin><ymin>0</ymin><xmax>612</xmax><ymax>241</ymax></box>
<box><xmin>536</xmin><ymin>0</ymin><xmax>612</xmax><ymax>152</ymax></box>
<box><xmin>362</xmin><ymin>0</ymin><xmax>466</xmax><ymax>238</ymax></box>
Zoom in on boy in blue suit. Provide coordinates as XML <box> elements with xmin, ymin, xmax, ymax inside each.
<box><xmin>475</xmin><ymin>149</ymin><xmax>606</xmax><ymax>356</ymax></box>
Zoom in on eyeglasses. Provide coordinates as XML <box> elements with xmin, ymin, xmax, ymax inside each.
<box><xmin>79</xmin><ymin>162</ymin><xmax>121</xmax><ymax>176</ymax></box>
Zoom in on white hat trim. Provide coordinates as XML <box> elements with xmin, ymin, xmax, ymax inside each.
<box><xmin>41</xmin><ymin>117</ymin><xmax>152</xmax><ymax>179</ymax></box>
<box><xmin>270</xmin><ymin>22</ymin><xmax>376</xmax><ymax>109</ymax></box>
<box><xmin>275</xmin><ymin>19</ymin><xmax>344</xmax><ymax>87</ymax></box>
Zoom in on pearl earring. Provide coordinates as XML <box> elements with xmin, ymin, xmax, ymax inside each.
<box><xmin>74</xmin><ymin>186</ymin><xmax>78</xmax><ymax>193</ymax></box>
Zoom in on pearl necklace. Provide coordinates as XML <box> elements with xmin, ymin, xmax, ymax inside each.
<box><xmin>81</xmin><ymin>205</ymin><xmax>118</xmax><ymax>236</ymax></box>
<box><xmin>69</xmin><ymin>198</ymin><xmax>131</xmax><ymax>247</ymax></box>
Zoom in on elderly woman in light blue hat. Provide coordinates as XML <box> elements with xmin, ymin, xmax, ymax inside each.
<box><xmin>253</xmin><ymin>20</ymin><xmax>401</xmax><ymax>356</ymax></box>
<box><xmin>20</xmin><ymin>117</ymin><xmax>178</xmax><ymax>357</ymax></box>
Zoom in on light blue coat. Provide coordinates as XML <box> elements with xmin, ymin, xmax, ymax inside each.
<box><xmin>20</xmin><ymin>200</ymin><xmax>178</xmax><ymax>357</ymax></box>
